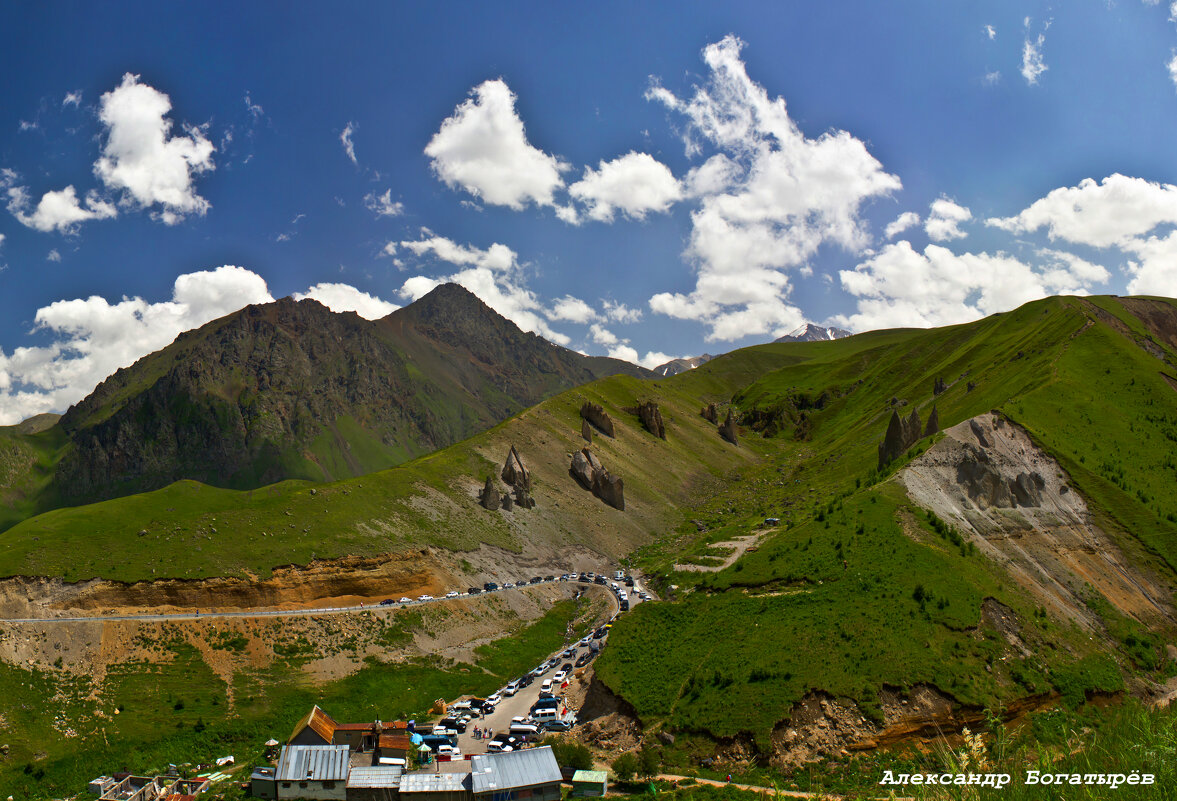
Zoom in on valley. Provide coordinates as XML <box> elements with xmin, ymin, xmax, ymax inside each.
<box><xmin>2</xmin><ymin>289</ymin><xmax>1177</xmax><ymax>797</ymax></box>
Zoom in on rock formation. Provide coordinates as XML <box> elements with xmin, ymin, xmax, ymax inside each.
<box><xmin>514</xmin><ymin>485</ymin><xmax>536</xmax><ymax>509</ymax></box>
<box><xmin>966</xmin><ymin>381</ymin><xmax>977</xmax><ymax>393</ymax></box>
<box><xmin>877</xmin><ymin>408</ymin><xmax>922</xmax><ymax>469</ymax></box>
<box><xmin>581</xmin><ymin>418</ymin><xmax>593</xmax><ymax>443</ymax></box>
<box><xmin>955</xmin><ymin>446</ymin><xmax>1012</xmax><ymax>508</ymax></box>
<box><xmin>501</xmin><ymin>445</ymin><xmax>530</xmax><ymax>491</ymax></box>
<box><xmin>569</xmin><ymin>447</ymin><xmax>624</xmax><ymax>510</ymax></box>
<box><xmin>719</xmin><ymin>410</ymin><xmax>739</xmax><ymax>446</ymax></box>
<box><xmin>501</xmin><ymin>491</ymin><xmax>514</xmax><ymax>511</ymax></box>
<box><xmin>637</xmin><ymin>401</ymin><xmax>666</xmax><ymax>440</ymax></box>
<box><xmin>701</xmin><ymin>403</ymin><xmax>718</xmax><ymax>424</ymax></box>
<box><xmin>925</xmin><ymin>405</ymin><xmax>940</xmax><ymax>437</ymax></box>
<box><xmin>933</xmin><ymin>377</ymin><xmax>947</xmax><ymax>395</ymax></box>
<box><xmin>969</xmin><ymin>419</ymin><xmax>990</xmax><ymax>447</ymax></box>
<box><xmin>479</xmin><ymin>476</ymin><xmax>501</xmax><ymax>510</ymax></box>
<box><xmin>1011</xmin><ymin>472</ymin><xmax>1045</xmax><ymax>507</ymax></box>
<box><xmin>580</xmin><ymin>402</ymin><xmax>615</xmax><ymax>437</ymax></box>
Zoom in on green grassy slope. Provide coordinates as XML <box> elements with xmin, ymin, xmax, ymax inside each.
<box><xmin>598</xmin><ymin>295</ymin><xmax>1177</xmax><ymax>746</ymax></box>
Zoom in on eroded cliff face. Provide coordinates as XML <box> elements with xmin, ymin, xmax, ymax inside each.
<box><xmin>902</xmin><ymin>414</ymin><xmax>1174</xmax><ymax>632</ymax></box>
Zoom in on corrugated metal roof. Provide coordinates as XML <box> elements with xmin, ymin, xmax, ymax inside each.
<box><xmin>276</xmin><ymin>745</ymin><xmax>350</xmax><ymax>782</ymax></box>
<box><xmin>400</xmin><ymin>771</ymin><xmax>472</xmax><ymax>793</ymax></box>
<box><xmin>470</xmin><ymin>747</ymin><xmax>562</xmax><ymax>794</ymax></box>
<box><xmin>347</xmin><ymin>766</ymin><xmax>404</xmax><ymax>788</ymax></box>
<box><xmin>572</xmin><ymin>771</ymin><xmax>608</xmax><ymax>783</ymax></box>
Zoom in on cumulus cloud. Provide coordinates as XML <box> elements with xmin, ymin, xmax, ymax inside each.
<box><xmin>62</xmin><ymin>91</ymin><xmax>82</xmax><ymax>107</ymax></box>
<box><xmin>602</xmin><ymin>300</ymin><xmax>642</xmax><ymax>323</ymax></box>
<box><xmin>341</xmin><ymin>121</ymin><xmax>358</xmax><ymax>165</ymax></box>
<box><xmin>645</xmin><ymin>35</ymin><xmax>900</xmax><ymax>341</ymax></box>
<box><xmin>1169</xmin><ymin>51</ymin><xmax>1177</xmax><ymax>90</ymax></box>
<box><xmin>986</xmin><ymin>174</ymin><xmax>1177</xmax><ymax>248</ymax></box>
<box><xmin>586</xmin><ymin>323</ymin><xmax>673</xmax><ymax>369</ymax></box>
<box><xmin>549</xmin><ymin>295</ymin><xmax>598</xmax><ymax>323</ymax></box>
<box><xmin>293</xmin><ymin>282</ymin><xmax>399</xmax><ymax>319</ymax></box>
<box><xmin>47</xmin><ymin>249</ymin><xmax>61</xmax><ymax>262</ymax></box>
<box><xmin>835</xmin><ymin>241</ymin><xmax>1109</xmax><ymax>332</ymax></box>
<box><xmin>424</xmin><ymin>79</ymin><xmax>568</xmax><ymax>209</ymax></box>
<box><xmin>93</xmin><ymin>73</ymin><xmax>215</xmax><ymax>225</ymax></box>
<box><xmin>396</xmin><ymin>231</ymin><xmax>569</xmax><ymax>345</ymax></box>
<box><xmin>565</xmin><ymin>151</ymin><xmax>681</xmax><ymax>223</ymax></box>
<box><xmin>0</xmin><ymin>266</ymin><xmax>274</xmax><ymax>424</ymax></box>
<box><xmin>1022</xmin><ymin>33</ymin><xmax>1048</xmax><ymax>85</ymax></box>
<box><xmin>364</xmin><ymin>188</ymin><xmax>404</xmax><ymax>217</ymax></box>
<box><xmin>7</xmin><ymin>184</ymin><xmax>117</xmax><ymax>233</ymax></box>
<box><xmin>1121</xmin><ymin>230</ymin><xmax>1177</xmax><ymax>295</ymax></box>
<box><xmin>884</xmin><ymin>211</ymin><xmax>920</xmax><ymax>239</ymax></box>
<box><xmin>589</xmin><ymin>323</ymin><xmax>619</xmax><ymax>346</ymax></box>
<box><xmin>924</xmin><ymin>197</ymin><xmax>972</xmax><ymax>242</ymax></box>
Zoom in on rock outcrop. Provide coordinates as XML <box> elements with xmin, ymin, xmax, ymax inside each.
<box><xmin>569</xmin><ymin>447</ymin><xmax>624</xmax><ymax>510</ymax></box>
<box><xmin>719</xmin><ymin>410</ymin><xmax>739</xmax><ymax>446</ymax></box>
<box><xmin>514</xmin><ymin>485</ymin><xmax>536</xmax><ymax>509</ymax></box>
<box><xmin>933</xmin><ymin>377</ymin><xmax>947</xmax><ymax>395</ymax></box>
<box><xmin>500</xmin><ymin>445</ymin><xmax>530</xmax><ymax>491</ymax></box>
<box><xmin>969</xmin><ymin>419</ymin><xmax>990</xmax><ymax>447</ymax></box>
<box><xmin>580</xmin><ymin>402</ymin><xmax>615</xmax><ymax>437</ymax></box>
<box><xmin>479</xmin><ymin>477</ymin><xmax>501</xmax><ymax>510</ymax></box>
<box><xmin>956</xmin><ymin>446</ymin><xmax>1013</xmax><ymax>508</ymax></box>
<box><xmin>878</xmin><ymin>408</ymin><xmax>922</xmax><ymax>469</ymax></box>
<box><xmin>925</xmin><ymin>405</ymin><xmax>940</xmax><ymax>437</ymax></box>
<box><xmin>701</xmin><ymin>403</ymin><xmax>718</xmax><ymax>424</ymax></box>
<box><xmin>501</xmin><ymin>491</ymin><xmax>514</xmax><ymax>511</ymax></box>
<box><xmin>636</xmin><ymin>401</ymin><xmax>666</xmax><ymax>440</ymax></box>
<box><xmin>581</xmin><ymin>418</ymin><xmax>592</xmax><ymax>443</ymax></box>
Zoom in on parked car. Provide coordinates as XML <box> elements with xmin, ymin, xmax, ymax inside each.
<box><xmin>486</xmin><ymin>693</ymin><xmax>502</xmax><ymax>707</ymax></box>
<box><xmin>577</xmin><ymin>575</ymin><xmax>590</xmax><ymax>583</ymax></box>
<box><xmin>468</xmin><ymin>586</ymin><xmax>482</xmax><ymax>595</ymax></box>
<box><xmin>379</xmin><ymin>598</ymin><xmax>395</xmax><ymax>605</ymax></box>
<box><xmin>399</xmin><ymin>597</ymin><xmax>412</xmax><ymax>603</ymax></box>
<box><xmin>624</xmin><ymin>575</ymin><xmax>635</xmax><ymax>587</ymax></box>
<box><xmin>503</xmin><ymin>582</ymin><xmax>515</xmax><ymax>589</ymax></box>
<box><xmin>541</xmin><ymin>679</ymin><xmax>553</xmax><ymax>693</ymax></box>
<box><xmin>594</xmin><ymin>576</ymin><xmax>607</xmax><ymax>585</ymax></box>
<box><xmin>483</xmin><ymin>582</ymin><xmax>498</xmax><ymax>592</ymax></box>
<box><xmin>542</xmin><ymin>719</ymin><xmax>574</xmax><ymax>732</ymax></box>
<box><xmin>553</xmin><ymin>670</ymin><xmax>567</xmax><ymax>683</ymax></box>
<box><xmin>445</xmin><ymin>591</ymin><xmax>460</xmax><ymax>598</ymax></box>
<box><xmin>560</xmin><ymin>663</ymin><xmax>573</xmax><ymax>673</ymax></box>
<box><xmin>510</xmin><ymin>721</ymin><xmax>540</xmax><ymax>736</ymax></box>
<box><xmin>418</xmin><ymin>594</ymin><xmax>434</xmax><ymax>601</ymax></box>
<box><xmin>575</xmin><ymin>653</ymin><xmax>592</xmax><ymax>667</ymax></box>
<box><xmin>437</xmin><ymin>744</ymin><xmax>462</xmax><ymax>757</ymax></box>
<box><xmin>560</xmin><ymin>574</ymin><xmax>570</xmax><ymax>581</ymax></box>
<box><xmin>579</xmin><ymin>636</ymin><xmax>591</xmax><ymax>645</ymax></box>
<box><xmin>439</xmin><ymin>717</ymin><xmax>468</xmax><ymax>733</ymax></box>
<box><xmin>545</xmin><ymin>575</ymin><xmax>556</xmax><ymax>581</ymax></box>
<box><xmin>504</xmin><ymin>680</ymin><xmax>520</xmax><ymax>696</ymax></box>
<box><xmin>518</xmin><ymin>673</ymin><xmax>535</xmax><ymax>687</ymax></box>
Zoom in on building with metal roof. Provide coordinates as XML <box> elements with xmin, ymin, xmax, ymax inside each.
<box><xmin>470</xmin><ymin>746</ymin><xmax>562</xmax><ymax>801</ymax></box>
<box><xmin>399</xmin><ymin>769</ymin><xmax>472</xmax><ymax>801</ymax></box>
<box><xmin>570</xmin><ymin>770</ymin><xmax>608</xmax><ymax>797</ymax></box>
<box><xmin>347</xmin><ymin>765</ymin><xmax>403</xmax><ymax>801</ymax></box>
<box><xmin>275</xmin><ymin>744</ymin><xmax>349</xmax><ymax>799</ymax></box>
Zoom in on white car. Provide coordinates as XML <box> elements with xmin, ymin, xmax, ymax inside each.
<box><xmin>437</xmin><ymin>744</ymin><xmax>462</xmax><ymax>757</ymax></box>
<box><xmin>553</xmin><ymin>670</ymin><xmax>567</xmax><ymax>683</ymax></box>
<box><xmin>579</xmin><ymin>636</ymin><xmax>591</xmax><ymax>645</ymax></box>
<box><xmin>541</xmin><ymin>679</ymin><xmax>553</xmax><ymax>693</ymax></box>
<box><xmin>418</xmin><ymin>594</ymin><xmax>434</xmax><ymax>601</ymax></box>
<box><xmin>503</xmin><ymin>582</ymin><xmax>515</xmax><ymax>589</ymax></box>
<box><xmin>486</xmin><ymin>693</ymin><xmax>502</xmax><ymax>707</ymax></box>
<box><xmin>399</xmin><ymin>597</ymin><xmax>412</xmax><ymax>603</ymax></box>
<box><xmin>445</xmin><ymin>591</ymin><xmax>460</xmax><ymax>598</ymax></box>
<box><xmin>504</xmin><ymin>680</ymin><xmax>520</xmax><ymax>696</ymax></box>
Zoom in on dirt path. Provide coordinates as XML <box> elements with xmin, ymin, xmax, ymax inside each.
<box><xmin>652</xmin><ymin>773</ymin><xmax>883</xmax><ymax>800</ymax></box>
<box><xmin>673</xmin><ymin>531</ymin><xmax>767</xmax><ymax>573</ymax></box>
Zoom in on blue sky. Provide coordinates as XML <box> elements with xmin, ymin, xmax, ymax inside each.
<box><xmin>3</xmin><ymin>1</ymin><xmax>1177</xmax><ymax>422</ymax></box>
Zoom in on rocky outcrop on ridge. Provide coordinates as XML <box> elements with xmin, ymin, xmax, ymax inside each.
<box><xmin>580</xmin><ymin>402</ymin><xmax>615</xmax><ymax>438</ymax></box>
<box><xmin>701</xmin><ymin>403</ymin><xmax>718</xmax><ymax>424</ymax></box>
<box><xmin>479</xmin><ymin>477</ymin><xmax>501</xmax><ymax>511</ymax></box>
<box><xmin>501</xmin><ymin>445</ymin><xmax>530</xmax><ymax>491</ymax></box>
<box><xmin>635</xmin><ymin>401</ymin><xmax>665</xmax><ymax>440</ymax></box>
<box><xmin>719</xmin><ymin>410</ymin><xmax>739</xmax><ymax>446</ymax></box>
<box><xmin>569</xmin><ymin>447</ymin><xmax>625</xmax><ymax>511</ymax></box>
<box><xmin>924</xmin><ymin>405</ymin><xmax>940</xmax><ymax>437</ymax></box>
<box><xmin>877</xmin><ymin>408</ymin><xmax>922</xmax><ymax>469</ymax></box>
<box><xmin>581</xmin><ymin>418</ymin><xmax>592</xmax><ymax>443</ymax></box>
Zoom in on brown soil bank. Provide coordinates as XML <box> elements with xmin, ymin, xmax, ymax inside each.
<box><xmin>0</xmin><ymin>550</ymin><xmax>444</xmax><ymax>616</ymax></box>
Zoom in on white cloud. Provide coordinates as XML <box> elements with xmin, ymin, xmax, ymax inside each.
<box><xmin>46</xmin><ymin>249</ymin><xmax>61</xmax><ymax>262</ymax></box>
<box><xmin>603</xmin><ymin>343</ymin><xmax>674</xmax><ymax>370</ymax></box>
<box><xmin>983</xmin><ymin>71</ymin><xmax>1002</xmax><ymax>86</ymax></box>
<box><xmin>884</xmin><ymin>211</ymin><xmax>920</xmax><ymax>239</ymax></box>
<box><xmin>607</xmin><ymin>344</ymin><xmax>639</xmax><ymax>364</ymax></box>
<box><xmin>1171</xmin><ymin>1</ymin><xmax>1177</xmax><ymax>22</ymax></box>
<box><xmin>424</xmin><ymin>79</ymin><xmax>568</xmax><ymax>209</ymax></box>
<box><xmin>549</xmin><ymin>295</ymin><xmax>598</xmax><ymax>323</ymax></box>
<box><xmin>602</xmin><ymin>300</ymin><xmax>642</xmax><ymax>323</ymax></box>
<box><xmin>381</xmin><ymin>241</ymin><xmax>398</xmax><ymax>258</ymax></box>
<box><xmin>985</xmin><ymin>24</ymin><xmax>996</xmax><ymax>39</ymax></box>
<box><xmin>589</xmin><ymin>323</ymin><xmax>619</xmax><ymax>346</ymax></box>
<box><xmin>8</xmin><ymin>184</ymin><xmax>118</xmax><ymax>233</ymax></box>
<box><xmin>1022</xmin><ymin>33</ymin><xmax>1048</xmax><ymax>85</ymax></box>
<box><xmin>399</xmin><ymin>230</ymin><xmax>517</xmax><ymax>272</ymax></box>
<box><xmin>93</xmin><ymin>73</ymin><xmax>215</xmax><ymax>225</ymax></box>
<box><xmin>244</xmin><ymin>92</ymin><xmax>264</xmax><ymax>122</ymax></box>
<box><xmin>293</xmin><ymin>282</ymin><xmax>399</xmax><ymax>319</ymax></box>
<box><xmin>1168</xmin><ymin>51</ymin><xmax>1177</xmax><ymax>90</ymax></box>
<box><xmin>566</xmin><ymin>151</ymin><xmax>681</xmax><ymax>223</ymax></box>
<box><xmin>0</xmin><ymin>265</ymin><xmax>274</xmax><ymax>424</ymax></box>
<box><xmin>341</xmin><ymin>121</ymin><xmax>358</xmax><ymax>165</ymax></box>
<box><xmin>986</xmin><ymin>174</ymin><xmax>1177</xmax><ymax>248</ymax></box>
<box><xmin>836</xmin><ymin>241</ymin><xmax>1109</xmax><ymax>332</ymax></box>
<box><xmin>62</xmin><ymin>91</ymin><xmax>82</xmax><ymax>107</ymax></box>
<box><xmin>364</xmin><ymin>188</ymin><xmax>404</xmax><ymax>217</ymax></box>
<box><xmin>645</xmin><ymin>35</ymin><xmax>899</xmax><ymax>341</ymax></box>
<box><xmin>1122</xmin><ymin>230</ymin><xmax>1177</xmax><ymax>295</ymax></box>
<box><xmin>924</xmin><ymin>197</ymin><xmax>972</xmax><ymax>242</ymax></box>
<box><xmin>0</xmin><ymin>233</ymin><xmax>5</xmax><ymax>250</ymax></box>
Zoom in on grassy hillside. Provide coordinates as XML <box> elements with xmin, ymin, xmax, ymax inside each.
<box><xmin>598</xmin><ymin>295</ymin><xmax>1177</xmax><ymax>749</ymax></box>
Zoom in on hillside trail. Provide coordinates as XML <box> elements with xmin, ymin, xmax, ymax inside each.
<box><xmin>672</xmin><ymin>531</ymin><xmax>767</xmax><ymax>573</ymax></box>
<box><xmin>650</xmin><ymin>772</ymin><xmax>903</xmax><ymax>800</ymax></box>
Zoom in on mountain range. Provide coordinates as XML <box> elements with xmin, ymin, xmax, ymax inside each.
<box><xmin>773</xmin><ymin>323</ymin><xmax>853</xmax><ymax>342</ymax></box>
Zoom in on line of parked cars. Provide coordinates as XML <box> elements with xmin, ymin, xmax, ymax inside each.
<box><xmin>374</xmin><ymin>569</ymin><xmax>652</xmax><ymax>612</ymax></box>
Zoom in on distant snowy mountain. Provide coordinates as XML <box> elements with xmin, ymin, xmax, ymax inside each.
<box><xmin>774</xmin><ymin>324</ymin><xmax>853</xmax><ymax>343</ymax></box>
<box><xmin>653</xmin><ymin>354</ymin><xmax>714</xmax><ymax>377</ymax></box>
